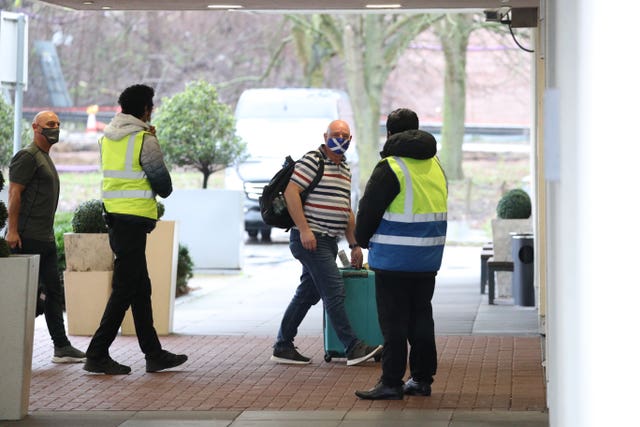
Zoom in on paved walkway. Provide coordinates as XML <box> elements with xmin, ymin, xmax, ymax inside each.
<box><xmin>4</xmin><ymin>238</ymin><xmax>548</xmax><ymax>426</ymax></box>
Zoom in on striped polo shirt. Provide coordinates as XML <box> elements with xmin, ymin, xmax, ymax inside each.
<box><xmin>291</xmin><ymin>147</ymin><xmax>352</xmax><ymax>237</ymax></box>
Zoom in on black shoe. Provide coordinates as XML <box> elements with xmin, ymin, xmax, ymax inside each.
<box><xmin>52</xmin><ymin>345</ymin><xmax>86</xmax><ymax>364</ymax></box>
<box><xmin>84</xmin><ymin>356</ymin><xmax>131</xmax><ymax>375</ymax></box>
<box><xmin>146</xmin><ymin>350</ymin><xmax>188</xmax><ymax>373</ymax></box>
<box><xmin>346</xmin><ymin>342</ymin><xmax>382</xmax><ymax>366</ymax></box>
<box><xmin>355</xmin><ymin>381</ymin><xmax>404</xmax><ymax>400</ymax></box>
<box><xmin>403</xmin><ymin>378</ymin><xmax>432</xmax><ymax>396</ymax></box>
<box><xmin>270</xmin><ymin>346</ymin><xmax>311</xmax><ymax>365</ymax></box>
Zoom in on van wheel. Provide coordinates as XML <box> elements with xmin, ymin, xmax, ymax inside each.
<box><xmin>260</xmin><ymin>228</ymin><xmax>272</xmax><ymax>241</ymax></box>
<box><xmin>248</xmin><ymin>230</ymin><xmax>259</xmax><ymax>239</ymax></box>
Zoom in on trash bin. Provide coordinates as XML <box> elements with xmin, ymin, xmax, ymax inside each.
<box><xmin>511</xmin><ymin>233</ymin><xmax>535</xmax><ymax>306</ymax></box>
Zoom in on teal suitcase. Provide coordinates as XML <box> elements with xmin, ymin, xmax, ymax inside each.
<box><xmin>323</xmin><ymin>269</ymin><xmax>384</xmax><ymax>362</ymax></box>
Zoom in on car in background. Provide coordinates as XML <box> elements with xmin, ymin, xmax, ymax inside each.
<box><xmin>225</xmin><ymin>88</ymin><xmax>359</xmax><ymax>241</ymax></box>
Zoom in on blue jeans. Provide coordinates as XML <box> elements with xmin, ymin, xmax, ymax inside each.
<box><xmin>275</xmin><ymin>228</ymin><xmax>358</xmax><ymax>353</ymax></box>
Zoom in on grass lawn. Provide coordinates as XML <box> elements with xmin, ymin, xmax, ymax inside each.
<box><xmin>55</xmin><ymin>152</ymin><xmax>530</xmax><ymax>240</ymax></box>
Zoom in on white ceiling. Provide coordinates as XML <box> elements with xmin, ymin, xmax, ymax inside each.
<box><xmin>39</xmin><ymin>0</ymin><xmax>539</xmax><ymax>12</ymax></box>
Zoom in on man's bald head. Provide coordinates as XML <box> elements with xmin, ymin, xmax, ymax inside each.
<box><xmin>326</xmin><ymin>120</ymin><xmax>351</xmax><ymax>137</ymax></box>
<box><xmin>33</xmin><ymin>111</ymin><xmax>60</xmax><ymax>128</ymax></box>
<box><xmin>32</xmin><ymin>111</ymin><xmax>61</xmax><ymax>150</ymax></box>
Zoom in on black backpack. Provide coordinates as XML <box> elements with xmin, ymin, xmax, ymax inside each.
<box><xmin>259</xmin><ymin>151</ymin><xmax>324</xmax><ymax>229</ymax></box>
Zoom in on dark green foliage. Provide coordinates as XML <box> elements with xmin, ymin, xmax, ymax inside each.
<box><xmin>497</xmin><ymin>188</ymin><xmax>531</xmax><ymax>219</ymax></box>
<box><xmin>1</xmin><ymin>98</ymin><xmax>17</xmax><ymax>168</ymax></box>
<box><xmin>71</xmin><ymin>199</ymin><xmax>107</xmax><ymax>233</ymax></box>
<box><xmin>154</xmin><ymin>80</ymin><xmax>247</xmax><ymax>189</ymax></box>
<box><xmin>0</xmin><ymin>190</ymin><xmax>7</xmax><ymax>230</ymax></box>
<box><xmin>176</xmin><ymin>244</ymin><xmax>194</xmax><ymax>297</ymax></box>
<box><xmin>0</xmin><ymin>239</ymin><xmax>10</xmax><ymax>257</ymax></box>
<box><xmin>0</xmin><ymin>170</ymin><xmax>8</xmax><ymax>257</ymax></box>
<box><xmin>0</xmin><ymin>97</ymin><xmax>30</xmax><ymax>168</ymax></box>
<box><xmin>54</xmin><ymin>212</ymin><xmax>74</xmax><ymax>280</ymax></box>
<box><xmin>157</xmin><ymin>201</ymin><xmax>165</xmax><ymax>219</ymax></box>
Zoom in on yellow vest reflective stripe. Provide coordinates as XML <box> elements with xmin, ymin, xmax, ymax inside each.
<box><xmin>101</xmin><ymin>131</ymin><xmax>157</xmax><ymax>219</ymax></box>
<box><xmin>368</xmin><ymin>156</ymin><xmax>448</xmax><ymax>272</ymax></box>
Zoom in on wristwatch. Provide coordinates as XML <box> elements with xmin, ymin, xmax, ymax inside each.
<box><xmin>349</xmin><ymin>243</ymin><xmax>359</xmax><ymax>249</ymax></box>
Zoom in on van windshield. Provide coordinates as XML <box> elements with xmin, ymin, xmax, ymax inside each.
<box><xmin>236</xmin><ymin>118</ymin><xmax>330</xmax><ymax>160</ymax></box>
<box><xmin>236</xmin><ymin>97</ymin><xmax>339</xmax><ymax>119</ymax></box>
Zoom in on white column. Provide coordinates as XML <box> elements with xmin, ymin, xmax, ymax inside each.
<box><xmin>548</xmin><ymin>1</ymin><xmax>640</xmax><ymax>425</ymax></box>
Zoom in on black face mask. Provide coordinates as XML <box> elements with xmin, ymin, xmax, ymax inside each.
<box><xmin>40</xmin><ymin>128</ymin><xmax>60</xmax><ymax>145</ymax></box>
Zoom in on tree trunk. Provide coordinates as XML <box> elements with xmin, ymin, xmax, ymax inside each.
<box><xmin>202</xmin><ymin>170</ymin><xmax>210</xmax><ymax>189</ymax></box>
<box><xmin>288</xmin><ymin>14</ymin><xmax>440</xmax><ymax>193</ymax></box>
<box><xmin>435</xmin><ymin>14</ymin><xmax>474</xmax><ymax>181</ymax></box>
<box><xmin>342</xmin><ymin>16</ymin><xmax>386</xmax><ymax>188</ymax></box>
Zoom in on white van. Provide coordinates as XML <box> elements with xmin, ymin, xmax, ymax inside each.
<box><xmin>225</xmin><ymin>88</ymin><xmax>359</xmax><ymax>241</ymax></box>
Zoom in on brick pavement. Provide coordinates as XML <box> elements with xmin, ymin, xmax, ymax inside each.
<box><xmin>29</xmin><ymin>329</ymin><xmax>545</xmax><ymax>413</ymax></box>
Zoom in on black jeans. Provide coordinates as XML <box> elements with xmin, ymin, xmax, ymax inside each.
<box><xmin>17</xmin><ymin>238</ymin><xmax>70</xmax><ymax>348</ymax></box>
<box><xmin>375</xmin><ymin>272</ymin><xmax>437</xmax><ymax>387</ymax></box>
<box><xmin>86</xmin><ymin>216</ymin><xmax>162</xmax><ymax>359</ymax></box>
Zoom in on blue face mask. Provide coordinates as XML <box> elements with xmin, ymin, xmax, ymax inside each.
<box><xmin>326</xmin><ymin>137</ymin><xmax>351</xmax><ymax>155</ymax></box>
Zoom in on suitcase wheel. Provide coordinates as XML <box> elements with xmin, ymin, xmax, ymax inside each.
<box><xmin>324</xmin><ymin>353</ymin><xmax>332</xmax><ymax>363</ymax></box>
<box><xmin>374</xmin><ymin>353</ymin><xmax>381</xmax><ymax>362</ymax></box>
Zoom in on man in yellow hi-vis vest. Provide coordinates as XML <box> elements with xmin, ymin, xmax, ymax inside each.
<box><xmin>354</xmin><ymin>108</ymin><xmax>447</xmax><ymax>400</ymax></box>
<box><xmin>83</xmin><ymin>84</ymin><xmax>187</xmax><ymax>375</ymax></box>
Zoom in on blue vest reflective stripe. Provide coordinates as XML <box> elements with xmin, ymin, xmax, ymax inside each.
<box><xmin>368</xmin><ymin>156</ymin><xmax>448</xmax><ymax>273</ymax></box>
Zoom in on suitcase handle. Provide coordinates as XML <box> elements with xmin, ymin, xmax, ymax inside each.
<box><xmin>341</xmin><ymin>268</ymin><xmax>369</xmax><ymax>278</ymax></box>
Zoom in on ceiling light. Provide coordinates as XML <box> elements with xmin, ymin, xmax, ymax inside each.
<box><xmin>366</xmin><ymin>4</ymin><xmax>402</xmax><ymax>8</ymax></box>
<box><xmin>82</xmin><ymin>1</ymin><xmax>94</xmax><ymax>4</ymax></box>
<box><xmin>207</xmin><ymin>4</ymin><xmax>243</xmax><ymax>9</ymax></box>
<box><xmin>101</xmin><ymin>6</ymin><xmax>111</xmax><ymax>9</ymax></box>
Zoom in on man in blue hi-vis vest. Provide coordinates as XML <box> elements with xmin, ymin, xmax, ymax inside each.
<box><xmin>354</xmin><ymin>108</ymin><xmax>448</xmax><ymax>400</ymax></box>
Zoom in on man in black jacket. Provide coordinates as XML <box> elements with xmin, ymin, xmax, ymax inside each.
<box><xmin>354</xmin><ymin>108</ymin><xmax>448</xmax><ymax>400</ymax></box>
<box><xmin>83</xmin><ymin>84</ymin><xmax>187</xmax><ymax>375</ymax></box>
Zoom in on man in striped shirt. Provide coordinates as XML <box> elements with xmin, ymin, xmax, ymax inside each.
<box><xmin>271</xmin><ymin>120</ymin><xmax>382</xmax><ymax>366</ymax></box>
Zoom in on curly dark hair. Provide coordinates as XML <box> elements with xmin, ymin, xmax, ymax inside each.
<box><xmin>118</xmin><ymin>84</ymin><xmax>154</xmax><ymax>119</ymax></box>
<box><xmin>386</xmin><ymin>108</ymin><xmax>419</xmax><ymax>135</ymax></box>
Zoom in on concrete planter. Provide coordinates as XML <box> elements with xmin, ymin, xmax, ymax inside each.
<box><xmin>0</xmin><ymin>255</ymin><xmax>39</xmax><ymax>420</ymax></box>
<box><xmin>491</xmin><ymin>218</ymin><xmax>532</xmax><ymax>298</ymax></box>
<box><xmin>63</xmin><ymin>271</ymin><xmax>112</xmax><ymax>336</ymax></box>
<box><xmin>63</xmin><ymin>232</ymin><xmax>112</xmax><ymax>336</ymax></box>
<box><xmin>162</xmin><ymin>189</ymin><xmax>244</xmax><ymax>269</ymax></box>
<box><xmin>63</xmin><ymin>233</ymin><xmax>113</xmax><ymax>272</ymax></box>
<box><xmin>121</xmin><ymin>220</ymin><xmax>178</xmax><ymax>336</ymax></box>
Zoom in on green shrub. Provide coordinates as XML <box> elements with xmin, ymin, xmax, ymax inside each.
<box><xmin>496</xmin><ymin>188</ymin><xmax>531</xmax><ymax>219</ymax></box>
<box><xmin>54</xmin><ymin>212</ymin><xmax>73</xmax><ymax>277</ymax></box>
<box><xmin>0</xmin><ymin>170</ymin><xmax>8</xmax><ymax>257</ymax></box>
<box><xmin>176</xmin><ymin>244</ymin><xmax>194</xmax><ymax>297</ymax></box>
<box><xmin>154</xmin><ymin>80</ymin><xmax>246</xmax><ymax>189</ymax></box>
<box><xmin>72</xmin><ymin>199</ymin><xmax>107</xmax><ymax>233</ymax></box>
<box><xmin>0</xmin><ymin>239</ymin><xmax>9</xmax><ymax>257</ymax></box>
<box><xmin>157</xmin><ymin>201</ymin><xmax>165</xmax><ymax>219</ymax></box>
<box><xmin>71</xmin><ymin>199</ymin><xmax>166</xmax><ymax>233</ymax></box>
<box><xmin>1</xmin><ymin>97</ymin><xmax>30</xmax><ymax>168</ymax></box>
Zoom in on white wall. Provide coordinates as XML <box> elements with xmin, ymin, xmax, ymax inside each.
<box><xmin>546</xmin><ymin>1</ymin><xmax>640</xmax><ymax>425</ymax></box>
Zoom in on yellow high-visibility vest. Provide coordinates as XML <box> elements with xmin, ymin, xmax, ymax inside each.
<box><xmin>101</xmin><ymin>131</ymin><xmax>157</xmax><ymax>220</ymax></box>
<box><xmin>368</xmin><ymin>156</ymin><xmax>448</xmax><ymax>272</ymax></box>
